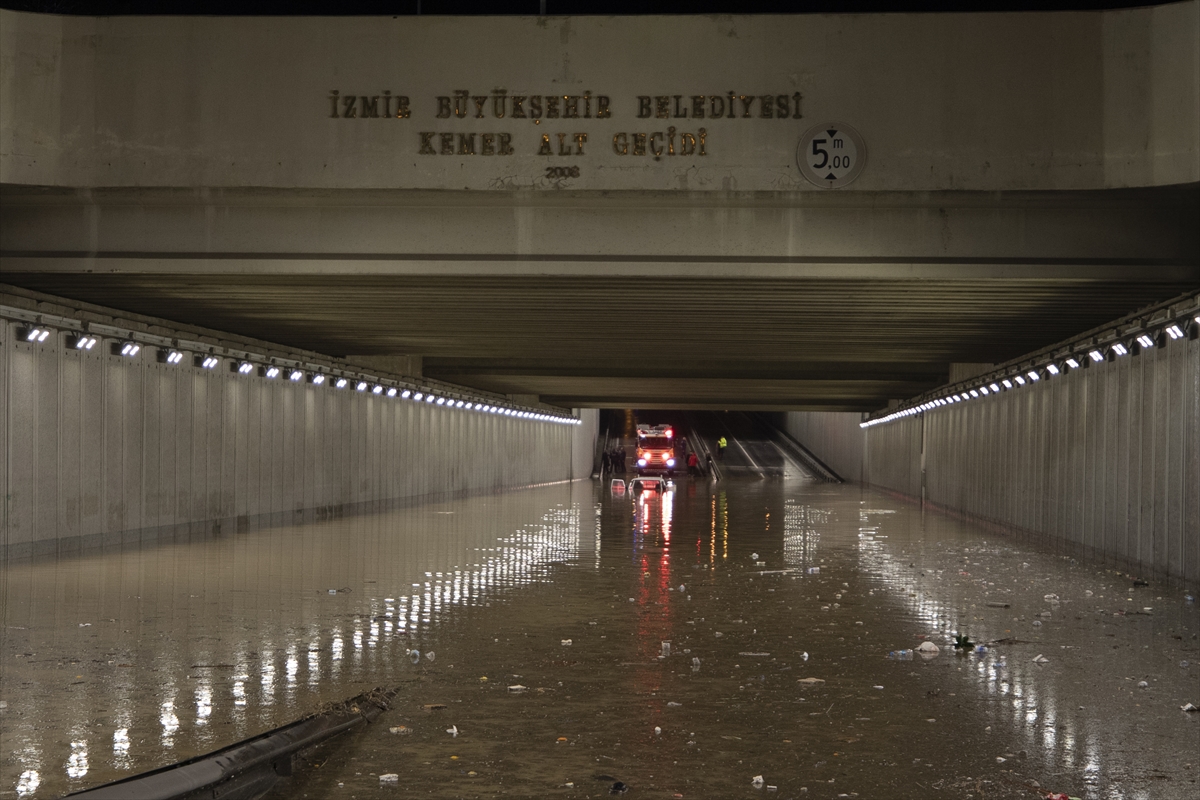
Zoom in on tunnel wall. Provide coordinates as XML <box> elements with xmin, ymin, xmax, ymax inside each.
<box><xmin>784</xmin><ymin>333</ymin><xmax>1200</xmax><ymax>583</ymax></box>
<box><xmin>0</xmin><ymin>316</ymin><xmax>595</xmax><ymax>560</ymax></box>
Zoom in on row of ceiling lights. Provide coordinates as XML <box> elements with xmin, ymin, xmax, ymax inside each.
<box><xmin>861</xmin><ymin>310</ymin><xmax>1199</xmax><ymax>429</ymax></box>
<box><xmin>14</xmin><ymin>324</ymin><xmax>580</xmax><ymax>426</ymax></box>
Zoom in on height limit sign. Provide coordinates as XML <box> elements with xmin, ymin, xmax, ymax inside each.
<box><xmin>797</xmin><ymin>123</ymin><xmax>866</xmax><ymax>188</ymax></box>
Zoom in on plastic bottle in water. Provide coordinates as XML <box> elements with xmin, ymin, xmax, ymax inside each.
<box><xmin>887</xmin><ymin>649</ymin><xmax>914</xmax><ymax>661</ymax></box>
<box><xmin>661</xmin><ymin>641</ymin><xmax>671</xmax><ymax>657</ymax></box>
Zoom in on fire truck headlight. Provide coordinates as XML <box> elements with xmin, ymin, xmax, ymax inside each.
<box><xmin>637</xmin><ymin>458</ymin><xmax>647</xmax><ymax>467</ymax></box>
<box><xmin>666</xmin><ymin>458</ymin><xmax>675</xmax><ymax>467</ymax></box>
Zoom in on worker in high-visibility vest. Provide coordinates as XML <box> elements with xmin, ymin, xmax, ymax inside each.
<box><xmin>717</xmin><ymin>436</ymin><xmax>727</xmax><ymax>458</ymax></box>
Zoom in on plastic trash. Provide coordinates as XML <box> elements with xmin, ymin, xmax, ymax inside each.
<box><xmin>807</xmin><ymin>567</ymin><xmax>820</xmax><ymax>574</ymax></box>
<box><xmin>408</xmin><ymin>649</ymin><xmax>421</xmax><ymax>664</ymax></box>
<box><xmin>797</xmin><ymin>677</ymin><xmax>825</xmax><ymax>685</ymax></box>
<box><xmin>974</xmin><ymin>645</ymin><xmax>988</xmax><ymax>654</ymax></box>
<box><xmin>654</xmin><ymin>726</ymin><xmax>662</xmax><ymax>735</ymax></box>
<box><xmin>380</xmin><ymin>773</ymin><xmax>399</xmax><ymax>784</ymax></box>
<box><xmin>1181</xmin><ymin>703</ymin><xmax>1198</xmax><ymax>712</ymax></box>
<box><xmin>446</xmin><ymin>725</ymin><xmax>459</xmax><ymax>737</ymax></box>
<box><xmin>888</xmin><ymin>649</ymin><xmax>914</xmax><ymax>661</ymax></box>
<box><xmin>389</xmin><ymin>725</ymin><xmax>411</xmax><ymax>735</ymax></box>
<box><xmin>1043</xmin><ymin>593</ymin><xmax>1059</xmax><ymax>601</ymax></box>
<box><xmin>751</xmin><ymin>775</ymin><xmax>765</xmax><ymax>788</ymax></box>
<box><xmin>917</xmin><ymin>641</ymin><xmax>939</xmax><ymax>655</ymax></box>
<box><xmin>801</xmin><ymin>651</ymin><xmax>809</xmax><ymax>661</ymax></box>
<box><xmin>425</xmin><ymin>651</ymin><xmax>436</xmax><ymax>662</ymax></box>
<box><xmin>667</xmin><ymin>701</ymin><xmax>682</xmax><ymax>707</ymax></box>
<box><xmin>1181</xmin><ymin>660</ymin><xmax>1190</xmax><ymax>668</ymax></box>
<box><xmin>691</xmin><ymin>657</ymin><xmax>701</xmax><ymax>667</ymax></box>
<box><xmin>1032</xmin><ymin>654</ymin><xmax>1050</xmax><ymax>664</ymax></box>
<box><xmin>661</xmin><ymin>641</ymin><xmax>671</xmax><ymax>657</ymax></box>
<box><xmin>751</xmin><ymin>552</ymin><xmax>759</xmax><ymax>560</ymax></box>
<box><xmin>561</xmin><ymin>639</ymin><xmax>573</xmax><ymax>646</ymax></box>
<box><xmin>1137</xmin><ymin>680</ymin><xmax>1149</xmax><ymax>688</ymax></box>
<box><xmin>507</xmin><ymin>684</ymin><xmax>528</xmax><ymax>693</ymax></box>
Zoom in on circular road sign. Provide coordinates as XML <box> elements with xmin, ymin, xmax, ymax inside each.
<box><xmin>797</xmin><ymin>123</ymin><xmax>866</xmax><ymax>188</ymax></box>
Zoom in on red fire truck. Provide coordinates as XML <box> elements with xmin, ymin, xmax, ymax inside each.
<box><xmin>635</xmin><ymin>424</ymin><xmax>677</xmax><ymax>475</ymax></box>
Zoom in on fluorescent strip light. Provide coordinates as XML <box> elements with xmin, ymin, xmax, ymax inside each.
<box><xmin>1136</xmin><ymin>334</ymin><xmax>1154</xmax><ymax>349</ymax></box>
<box><xmin>1165</xmin><ymin>324</ymin><xmax>1184</xmax><ymax>340</ymax></box>
<box><xmin>1111</xmin><ymin>343</ymin><xmax>1128</xmax><ymax>356</ymax></box>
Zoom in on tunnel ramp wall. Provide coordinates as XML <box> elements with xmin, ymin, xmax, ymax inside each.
<box><xmin>0</xmin><ymin>290</ymin><xmax>596</xmax><ymax>560</ymax></box>
<box><xmin>784</xmin><ymin>326</ymin><xmax>1199</xmax><ymax>585</ymax></box>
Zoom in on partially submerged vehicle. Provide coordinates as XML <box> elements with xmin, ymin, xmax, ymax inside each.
<box><xmin>635</xmin><ymin>424</ymin><xmax>677</xmax><ymax>475</ymax></box>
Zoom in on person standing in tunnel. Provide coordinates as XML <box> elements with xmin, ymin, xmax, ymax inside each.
<box><xmin>687</xmin><ymin>451</ymin><xmax>700</xmax><ymax>476</ymax></box>
<box><xmin>601</xmin><ymin>449</ymin><xmax>611</xmax><ymax>475</ymax></box>
<box><xmin>618</xmin><ymin>445</ymin><xmax>627</xmax><ymax>473</ymax></box>
<box><xmin>717</xmin><ymin>436</ymin><xmax>727</xmax><ymax>459</ymax></box>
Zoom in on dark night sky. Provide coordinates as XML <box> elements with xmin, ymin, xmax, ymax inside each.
<box><xmin>0</xmin><ymin>0</ymin><xmax>1176</xmax><ymax>16</ymax></box>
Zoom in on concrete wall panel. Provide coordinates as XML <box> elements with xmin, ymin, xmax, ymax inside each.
<box><xmin>1</xmin><ymin>322</ymin><xmax>588</xmax><ymax>558</ymax></box>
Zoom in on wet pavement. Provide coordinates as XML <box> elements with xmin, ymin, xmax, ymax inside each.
<box><xmin>2</xmin><ymin>476</ymin><xmax>1198</xmax><ymax>799</ymax></box>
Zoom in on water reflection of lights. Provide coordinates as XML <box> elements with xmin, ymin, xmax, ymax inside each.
<box><xmin>112</xmin><ymin>729</ymin><xmax>130</xmax><ymax>756</ymax></box>
<box><xmin>852</xmin><ymin>511</ymin><xmax>1114</xmax><ymax>796</ymax></box>
<box><xmin>195</xmin><ymin>684</ymin><xmax>213</xmax><ymax>723</ymax></box>
<box><xmin>6</xmin><ymin>498</ymin><xmax>582</xmax><ymax>796</ymax></box>
<box><xmin>16</xmin><ymin>770</ymin><xmax>40</xmax><ymax>797</ymax></box>
<box><xmin>233</xmin><ymin>678</ymin><xmax>248</xmax><ymax>707</ymax></box>
<box><xmin>66</xmin><ymin>740</ymin><xmax>89</xmax><ymax>779</ymax></box>
<box><xmin>159</xmin><ymin>700</ymin><xmax>180</xmax><ymax>747</ymax></box>
<box><xmin>783</xmin><ymin>501</ymin><xmax>828</xmax><ymax>566</ymax></box>
<box><xmin>260</xmin><ymin>661</ymin><xmax>276</xmax><ymax>704</ymax></box>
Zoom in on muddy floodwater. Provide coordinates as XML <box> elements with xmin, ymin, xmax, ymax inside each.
<box><xmin>2</xmin><ymin>477</ymin><xmax>1197</xmax><ymax>799</ymax></box>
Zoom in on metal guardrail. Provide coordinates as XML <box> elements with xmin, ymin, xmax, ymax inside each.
<box><xmin>66</xmin><ymin>687</ymin><xmax>398</xmax><ymax>800</ymax></box>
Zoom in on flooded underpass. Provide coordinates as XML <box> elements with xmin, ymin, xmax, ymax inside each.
<box><xmin>2</xmin><ymin>477</ymin><xmax>1197</xmax><ymax>799</ymax></box>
